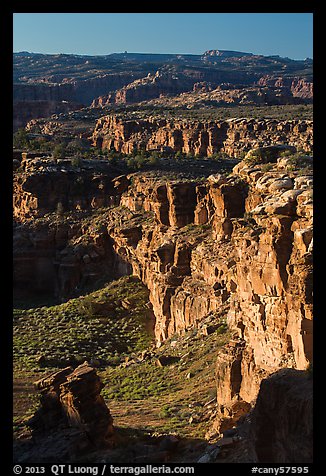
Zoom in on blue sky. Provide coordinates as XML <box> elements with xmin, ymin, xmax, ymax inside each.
<box><xmin>13</xmin><ymin>13</ymin><xmax>313</xmax><ymax>60</ymax></box>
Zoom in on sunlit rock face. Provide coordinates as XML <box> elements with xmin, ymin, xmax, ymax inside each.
<box><xmin>108</xmin><ymin>154</ymin><xmax>313</xmax><ymax>435</ymax></box>
<box><xmin>92</xmin><ymin>116</ymin><xmax>313</xmax><ymax>158</ymax></box>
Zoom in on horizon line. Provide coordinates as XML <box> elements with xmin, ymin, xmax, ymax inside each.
<box><xmin>13</xmin><ymin>50</ymin><xmax>313</xmax><ymax>61</ymax></box>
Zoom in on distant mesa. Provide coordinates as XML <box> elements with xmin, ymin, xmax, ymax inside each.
<box><xmin>13</xmin><ymin>49</ymin><xmax>313</xmax><ymax>129</ymax></box>
<box><xmin>203</xmin><ymin>49</ymin><xmax>253</xmax><ymax>58</ymax></box>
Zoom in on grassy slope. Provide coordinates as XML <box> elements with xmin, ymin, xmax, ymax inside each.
<box><xmin>13</xmin><ymin>275</ymin><xmax>154</xmax><ymax>431</ymax></box>
<box><xmin>102</xmin><ymin>326</ymin><xmax>230</xmax><ymax>439</ymax></box>
<box><xmin>13</xmin><ymin>273</ymin><xmax>230</xmax><ymax>441</ymax></box>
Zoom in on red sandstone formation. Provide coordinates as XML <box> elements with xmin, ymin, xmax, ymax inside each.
<box><xmin>113</xmin><ymin>71</ymin><xmax>195</xmax><ymax>104</ymax></box>
<box><xmin>257</xmin><ymin>75</ymin><xmax>313</xmax><ymax>99</ymax></box>
<box><xmin>13</xmin><ymin>146</ymin><xmax>313</xmax><ymax>452</ymax></box>
<box><xmin>28</xmin><ymin>362</ymin><xmax>114</xmax><ymax>447</ymax></box>
<box><xmin>17</xmin><ymin>363</ymin><xmax>114</xmax><ymax>461</ymax></box>
<box><xmin>92</xmin><ymin>116</ymin><xmax>313</xmax><ymax>157</ymax></box>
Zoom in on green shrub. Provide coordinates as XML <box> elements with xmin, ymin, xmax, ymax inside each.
<box><xmin>175</xmin><ymin>151</ymin><xmax>185</xmax><ymax>160</ymax></box>
<box><xmin>52</xmin><ymin>144</ymin><xmax>67</xmax><ymax>159</ymax></box>
<box><xmin>216</xmin><ymin>322</ymin><xmax>228</xmax><ymax>335</ymax></box>
<box><xmin>13</xmin><ymin>128</ymin><xmax>30</xmax><ymax>149</ymax></box>
<box><xmin>244</xmin><ymin>149</ymin><xmax>266</xmax><ymax>165</ymax></box>
<box><xmin>148</xmin><ymin>155</ymin><xmax>159</xmax><ymax>165</ymax></box>
<box><xmin>284</xmin><ymin>152</ymin><xmax>313</xmax><ymax>170</ymax></box>
<box><xmin>71</xmin><ymin>156</ymin><xmax>82</xmax><ymax>167</ymax></box>
<box><xmin>260</xmin><ymin>163</ymin><xmax>273</xmax><ymax>172</ymax></box>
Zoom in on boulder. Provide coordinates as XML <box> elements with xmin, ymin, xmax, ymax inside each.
<box><xmin>250</xmin><ymin>369</ymin><xmax>313</xmax><ymax>463</ymax></box>
<box><xmin>28</xmin><ymin>362</ymin><xmax>114</xmax><ymax>448</ymax></box>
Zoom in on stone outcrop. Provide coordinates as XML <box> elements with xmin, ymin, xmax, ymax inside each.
<box><xmin>13</xmin><ymin>157</ymin><xmax>132</xmax><ymax>299</ymax></box>
<box><xmin>13</xmin><ymin>157</ymin><xmax>123</xmax><ymax>221</ymax></box>
<box><xmin>90</xmin><ymin>68</ymin><xmax>270</xmax><ymax>108</ymax></box>
<box><xmin>13</xmin><ymin>99</ymin><xmax>82</xmax><ymax>131</ymax></box>
<box><xmin>93</xmin><ymin>81</ymin><xmax>309</xmax><ymax>110</ymax></box>
<box><xmin>93</xmin><ymin>70</ymin><xmax>196</xmax><ymax>105</ymax></box>
<box><xmin>13</xmin><ymin>212</ymin><xmax>131</xmax><ymax>300</ymax></box>
<box><xmin>28</xmin><ymin>362</ymin><xmax>114</xmax><ymax>447</ymax></box>
<box><xmin>92</xmin><ymin>115</ymin><xmax>313</xmax><ymax>157</ymax></box>
<box><xmin>250</xmin><ymin>368</ymin><xmax>313</xmax><ymax>462</ymax></box>
<box><xmin>202</xmin><ymin>49</ymin><xmax>253</xmax><ymax>58</ymax></box>
<box><xmin>257</xmin><ymin>75</ymin><xmax>313</xmax><ymax>100</ymax></box>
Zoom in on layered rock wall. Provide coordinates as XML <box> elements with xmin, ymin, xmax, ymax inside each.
<box><xmin>257</xmin><ymin>76</ymin><xmax>313</xmax><ymax>99</ymax></box>
<box><xmin>92</xmin><ymin>116</ymin><xmax>313</xmax><ymax>157</ymax></box>
<box><xmin>13</xmin><ymin>73</ymin><xmax>142</xmax><ymax>129</ymax></box>
<box><xmin>108</xmin><ymin>159</ymin><xmax>313</xmax><ymax>428</ymax></box>
<box><xmin>13</xmin><ymin>158</ymin><xmax>122</xmax><ymax>221</ymax></box>
<box><xmin>13</xmin><ymin>217</ymin><xmax>130</xmax><ymax>300</ymax></box>
<box><xmin>101</xmin><ymin>158</ymin><xmax>313</xmax><ymax>387</ymax></box>
<box><xmin>13</xmin><ymin>158</ymin><xmax>132</xmax><ymax>299</ymax></box>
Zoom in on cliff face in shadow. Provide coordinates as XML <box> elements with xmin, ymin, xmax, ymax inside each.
<box><xmin>251</xmin><ymin>368</ymin><xmax>313</xmax><ymax>463</ymax></box>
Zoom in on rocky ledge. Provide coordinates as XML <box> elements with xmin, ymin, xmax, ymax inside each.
<box><xmin>13</xmin><ymin>156</ymin><xmax>124</xmax><ymax>221</ymax></box>
<box><xmin>92</xmin><ymin>115</ymin><xmax>313</xmax><ymax>157</ymax></box>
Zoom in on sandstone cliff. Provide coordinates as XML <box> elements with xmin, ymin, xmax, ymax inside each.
<box><xmin>92</xmin><ymin>115</ymin><xmax>313</xmax><ymax>157</ymax></box>
<box><xmin>13</xmin><ymin>158</ymin><xmax>130</xmax><ymax>298</ymax></box>
<box><xmin>257</xmin><ymin>75</ymin><xmax>313</xmax><ymax>100</ymax></box>
<box><xmin>96</xmin><ymin>70</ymin><xmax>196</xmax><ymax>105</ymax></box>
<box><xmin>13</xmin><ymin>157</ymin><xmax>123</xmax><ymax>221</ymax></box>
<box><xmin>13</xmin><ymin>147</ymin><xmax>313</xmax><ymax>442</ymax></box>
